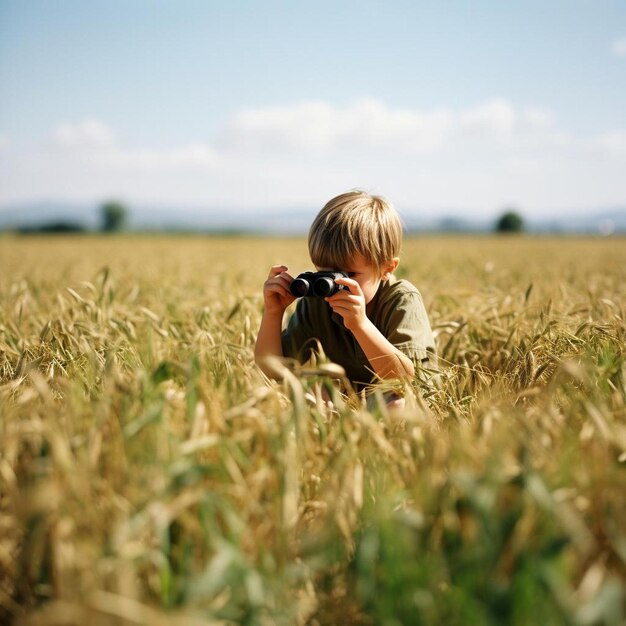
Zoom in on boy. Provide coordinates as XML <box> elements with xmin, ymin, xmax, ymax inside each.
<box><xmin>254</xmin><ymin>190</ymin><xmax>436</xmax><ymax>394</ymax></box>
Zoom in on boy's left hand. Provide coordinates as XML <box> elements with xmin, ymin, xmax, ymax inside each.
<box><xmin>325</xmin><ymin>277</ymin><xmax>368</xmax><ymax>331</ymax></box>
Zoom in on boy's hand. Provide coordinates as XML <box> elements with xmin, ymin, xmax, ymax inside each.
<box><xmin>263</xmin><ymin>265</ymin><xmax>296</xmax><ymax>316</ymax></box>
<box><xmin>326</xmin><ymin>277</ymin><xmax>368</xmax><ymax>331</ymax></box>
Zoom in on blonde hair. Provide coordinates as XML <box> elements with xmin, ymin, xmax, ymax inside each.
<box><xmin>308</xmin><ymin>190</ymin><xmax>403</xmax><ymax>272</ymax></box>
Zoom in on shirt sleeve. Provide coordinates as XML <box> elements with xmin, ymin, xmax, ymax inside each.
<box><xmin>381</xmin><ymin>290</ymin><xmax>437</xmax><ymax>367</ymax></box>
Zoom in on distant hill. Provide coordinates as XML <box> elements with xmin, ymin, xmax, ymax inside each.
<box><xmin>0</xmin><ymin>201</ymin><xmax>625</xmax><ymax>235</ymax></box>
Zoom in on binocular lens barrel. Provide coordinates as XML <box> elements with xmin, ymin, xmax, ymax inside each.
<box><xmin>312</xmin><ymin>277</ymin><xmax>336</xmax><ymax>297</ymax></box>
<box><xmin>290</xmin><ymin>278</ymin><xmax>310</xmax><ymax>298</ymax></box>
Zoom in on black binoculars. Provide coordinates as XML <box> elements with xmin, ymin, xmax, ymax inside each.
<box><xmin>289</xmin><ymin>271</ymin><xmax>348</xmax><ymax>298</ymax></box>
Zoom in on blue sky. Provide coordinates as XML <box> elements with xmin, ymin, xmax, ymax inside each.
<box><xmin>1</xmin><ymin>0</ymin><xmax>625</xmax><ymax>218</ymax></box>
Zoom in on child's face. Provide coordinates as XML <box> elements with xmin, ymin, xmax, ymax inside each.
<box><xmin>318</xmin><ymin>254</ymin><xmax>398</xmax><ymax>304</ymax></box>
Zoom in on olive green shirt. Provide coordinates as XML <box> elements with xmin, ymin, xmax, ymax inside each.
<box><xmin>281</xmin><ymin>275</ymin><xmax>436</xmax><ymax>388</ymax></box>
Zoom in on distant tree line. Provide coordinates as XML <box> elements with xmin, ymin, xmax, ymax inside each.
<box><xmin>15</xmin><ymin>201</ymin><xmax>129</xmax><ymax>234</ymax></box>
<box><xmin>101</xmin><ymin>201</ymin><xmax>127</xmax><ymax>232</ymax></box>
<box><xmin>495</xmin><ymin>208</ymin><xmax>524</xmax><ymax>233</ymax></box>
<box><xmin>9</xmin><ymin>201</ymin><xmax>527</xmax><ymax>235</ymax></box>
<box><xmin>17</xmin><ymin>221</ymin><xmax>88</xmax><ymax>234</ymax></box>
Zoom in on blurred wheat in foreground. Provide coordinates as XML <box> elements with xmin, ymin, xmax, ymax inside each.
<box><xmin>0</xmin><ymin>235</ymin><xmax>625</xmax><ymax>626</ymax></box>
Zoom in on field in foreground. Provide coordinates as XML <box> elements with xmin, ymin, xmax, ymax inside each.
<box><xmin>0</xmin><ymin>234</ymin><xmax>625</xmax><ymax>625</ymax></box>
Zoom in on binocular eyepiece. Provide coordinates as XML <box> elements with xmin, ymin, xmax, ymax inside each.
<box><xmin>290</xmin><ymin>271</ymin><xmax>348</xmax><ymax>298</ymax></box>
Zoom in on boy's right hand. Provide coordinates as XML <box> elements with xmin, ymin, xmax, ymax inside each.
<box><xmin>263</xmin><ymin>265</ymin><xmax>296</xmax><ymax>316</ymax></box>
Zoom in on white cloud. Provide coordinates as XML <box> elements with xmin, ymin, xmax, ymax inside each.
<box><xmin>220</xmin><ymin>98</ymin><xmax>558</xmax><ymax>155</ymax></box>
<box><xmin>596</xmin><ymin>130</ymin><xmax>626</xmax><ymax>155</ymax></box>
<box><xmin>1</xmin><ymin>100</ymin><xmax>625</xmax><ymax>216</ymax></box>
<box><xmin>458</xmin><ymin>98</ymin><xmax>516</xmax><ymax>134</ymax></box>
<box><xmin>220</xmin><ymin>99</ymin><xmax>456</xmax><ymax>153</ymax></box>
<box><xmin>344</xmin><ymin>99</ymin><xmax>454</xmax><ymax>151</ymax></box>
<box><xmin>611</xmin><ymin>36</ymin><xmax>626</xmax><ymax>56</ymax></box>
<box><xmin>46</xmin><ymin>102</ymin><xmax>564</xmax><ymax>179</ymax></box>
<box><xmin>53</xmin><ymin>118</ymin><xmax>116</xmax><ymax>148</ymax></box>
<box><xmin>50</xmin><ymin>118</ymin><xmax>219</xmax><ymax>170</ymax></box>
<box><xmin>521</xmin><ymin>106</ymin><xmax>554</xmax><ymax>128</ymax></box>
<box><xmin>95</xmin><ymin>143</ymin><xmax>219</xmax><ymax>170</ymax></box>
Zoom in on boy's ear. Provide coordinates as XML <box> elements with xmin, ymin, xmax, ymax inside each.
<box><xmin>382</xmin><ymin>257</ymin><xmax>400</xmax><ymax>280</ymax></box>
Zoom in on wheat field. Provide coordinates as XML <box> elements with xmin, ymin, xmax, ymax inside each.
<box><xmin>0</xmin><ymin>234</ymin><xmax>625</xmax><ymax>625</ymax></box>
